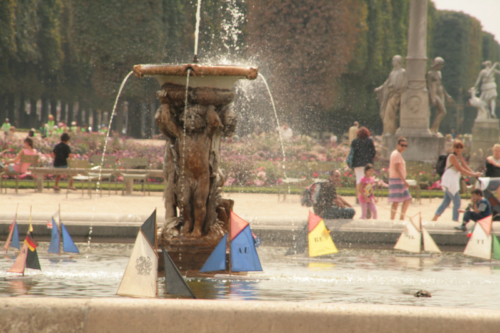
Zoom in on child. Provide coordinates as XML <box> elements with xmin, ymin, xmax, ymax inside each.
<box><xmin>359</xmin><ymin>163</ymin><xmax>378</xmax><ymax>219</ymax></box>
<box><xmin>455</xmin><ymin>189</ymin><xmax>492</xmax><ymax>231</ymax></box>
<box><xmin>52</xmin><ymin>133</ymin><xmax>75</xmax><ymax>191</ymax></box>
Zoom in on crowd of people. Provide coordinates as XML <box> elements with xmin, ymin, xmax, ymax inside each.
<box><xmin>306</xmin><ymin>121</ymin><xmax>498</xmax><ymax>234</ymax></box>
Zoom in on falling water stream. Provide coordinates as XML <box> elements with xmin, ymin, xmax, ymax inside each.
<box><xmin>88</xmin><ymin>71</ymin><xmax>134</xmax><ymax>250</ymax></box>
<box><xmin>193</xmin><ymin>0</ymin><xmax>202</xmax><ymax>60</ymax></box>
<box><xmin>258</xmin><ymin>74</ymin><xmax>289</xmax><ymax>193</ymax></box>
<box><xmin>179</xmin><ymin>69</ymin><xmax>192</xmax><ymax>226</ymax></box>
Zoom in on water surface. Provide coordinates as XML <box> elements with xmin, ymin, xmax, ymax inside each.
<box><xmin>1</xmin><ymin>244</ymin><xmax>499</xmax><ymax>309</ymax></box>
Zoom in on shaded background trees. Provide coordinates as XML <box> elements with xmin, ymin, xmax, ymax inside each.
<box><xmin>0</xmin><ymin>0</ymin><xmax>499</xmax><ymax>138</ymax></box>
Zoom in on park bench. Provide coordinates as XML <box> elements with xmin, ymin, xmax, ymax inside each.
<box><xmin>28</xmin><ymin>167</ymin><xmax>164</xmax><ymax>195</ymax></box>
<box><xmin>118</xmin><ymin>157</ymin><xmax>151</xmax><ymax>196</ymax></box>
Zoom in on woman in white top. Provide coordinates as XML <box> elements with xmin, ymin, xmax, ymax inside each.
<box><xmin>432</xmin><ymin>140</ymin><xmax>481</xmax><ymax>222</ymax></box>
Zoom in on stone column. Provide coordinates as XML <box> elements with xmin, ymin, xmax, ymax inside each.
<box><xmin>398</xmin><ymin>0</ymin><xmax>431</xmax><ymax>137</ymax></box>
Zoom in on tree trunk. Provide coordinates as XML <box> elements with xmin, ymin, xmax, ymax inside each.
<box><xmin>78</xmin><ymin>103</ymin><xmax>85</xmax><ymax>127</ymax></box>
<box><xmin>6</xmin><ymin>94</ymin><xmax>16</xmax><ymax>127</ymax></box>
<box><xmin>17</xmin><ymin>94</ymin><xmax>26</xmax><ymax>128</ymax></box>
<box><xmin>144</xmin><ymin>102</ymin><xmax>152</xmax><ymax>138</ymax></box>
<box><xmin>83</xmin><ymin>108</ymin><xmax>90</xmax><ymax>128</ymax></box>
<box><xmin>60</xmin><ymin>101</ymin><xmax>67</xmax><ymax>124</ymax></box>
<box><xmin>50</xmin><ymin>99</ymin><xmax>58</xmax><ymax>122</ymax></box>
<box><xmin>41</xmin><ymin>97</ymin><xmax>49</xmax><ymax>126</ymax></box>
<box><xmin>115</xmin><ymin>100</ymin><xmax>124</xmax><ymax>134</ymax></box>
<box><xmin>128</xmin><ymin>100</ymin><xmax>142</xmax><ymax>138</ymax></box>
<box><xmin>68</xmin><ymin>101</ymin><xmax>75</xmax><ymax>125</ymax></box>
<box><xmin>29</xmin><ymin>97</ymin><xmax>39</xmax><ymax>128</ymax></box>
<box><xmin>92</xmin><ymin>108</ymin><xmax>99</xmax><ymax>132</ymax></box>
<box><xmin>0</xmin><ymin>94</ymin><xmax>6</xmax><ymax>122</ymax></box>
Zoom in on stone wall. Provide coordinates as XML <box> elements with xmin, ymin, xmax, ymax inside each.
<box><xmin>1</xmin><ymin>298</ymin><xmax>500</xmax><ymax>332</ymax></box>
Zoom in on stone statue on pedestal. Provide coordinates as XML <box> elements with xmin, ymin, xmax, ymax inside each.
<box><xmin>427</xmin><ymin>57</ymin><xmax>453</xmax><ymax>135</ymax></box>
<box><xmin>468</xmin><ymin>87</ymin><xmax>489</xmax><ymax>121</ymax></box>
<box><xmin>473</xmin><ymin>61</ymin><xmax>500</xmax><ymax>118</ymax></box>
<box><xmin>375</xmin><ymin>55</ymin><xmax>407</xmax><ymax>135</ymax></box>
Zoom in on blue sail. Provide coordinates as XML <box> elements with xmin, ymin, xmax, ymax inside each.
<box><xmin>61</xmin><ymin>223</ymin><xmax>79</xmax><ymax>253</ymax></box>
<box><xmin>48</xmin><ymin>218</ymin><xmax>60</xmax><ymax>254</ymax></box>
<box><xmin>231</xmin><ymin>225</ymin><xmax>263</xmax><ymax>272</ymax></box>
<box><xmin>11</xmin><ymin>222</ymin><xmax>20</xmax><ymax>250</ymax></box>
<box><xmin>199</xmin><ymin>234</ymin><xmax>227</xmax><ymax>273</ymax></box>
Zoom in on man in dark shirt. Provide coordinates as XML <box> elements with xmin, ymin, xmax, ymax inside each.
<box><xmin>455</xmin><ymin>189</ymin><xmax>492</xmax><ymax>231</ymax></box>
<box><xmin>52</xmin><ymin>133</ymin><xmax>75</xmax><ymax>191</ymax></box>
<box><xmin>313</xmin><ymin>170</ymin><xmax>355</xmax><ymax>219</ymax></box>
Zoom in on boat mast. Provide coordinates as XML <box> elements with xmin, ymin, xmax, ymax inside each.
<box><xmin>59</xmin><ymin>204</ymin><xmax>61</xmax><ymax>255</ymax></box>
<box><xmin>228</xmin><ymin>215</ymin><xmax>232</xmax><ymax>275</ymax></box>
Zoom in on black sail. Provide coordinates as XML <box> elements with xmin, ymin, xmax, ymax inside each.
<box><xmin>162</xmin><ymin>245</ymin><xmax>196</xmax><ymax>299</ymax></box>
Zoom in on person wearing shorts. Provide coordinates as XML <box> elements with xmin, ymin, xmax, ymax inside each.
<box><xmin>52</xmin><ymin>133</ymin><xmax>75</xmax><ymax>191</ymax></box>
<box><xmin>388</xmin><ymin>137</ymin><xmax>412</xmax><ymax>220</ymax></box>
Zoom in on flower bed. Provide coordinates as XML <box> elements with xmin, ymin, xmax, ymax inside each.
<box><xmin>2</xmin><ymin>132</ymin><xmax>442</xmax><ymax>188</ymax></box>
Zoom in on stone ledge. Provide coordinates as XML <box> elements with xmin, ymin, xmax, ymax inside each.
<box><xmin>1</xmin><ymin>298</ymin><xmax>499</xmax><ymax>333</ymax></box>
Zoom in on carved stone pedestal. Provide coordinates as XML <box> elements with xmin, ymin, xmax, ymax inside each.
<box><xmin>383</xmin><ymin>134</ymin><xmax>444</xmax><ymax>163</ymax></box>
<box><xmin>470</xmin><ymin>119</ymin><xmax>500</xmax><ymax>169</ymax></box>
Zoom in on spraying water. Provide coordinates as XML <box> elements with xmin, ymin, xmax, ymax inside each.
<box><xmin>179</xmin><ymin>69</ymin><xmax>192</xmax><ymax>224</ymax></box>
<box><xmin>96</xmin><ymin>71</ymin><xmax>134</xmax><ymax>193</ymax></box>
<box><xmin>221</xmin><ymin>0</ymin><xmax>245</xmax><ymax>53</ymax></box>
<box><xmin>258</xmin><ymin>73</ymin><xmax>289</xmax><ymax>191</ymax></box>
<box><xmin>193</xmin><ymin>0</ymin><xmax>202</xmax><ymax>61</ymax></box>
<box><xmin>88</xmin><ymin>70</ymin><xmax>133</xmax><ymax>249</ymax></box>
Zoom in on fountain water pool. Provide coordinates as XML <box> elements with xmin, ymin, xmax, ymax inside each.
<box><xmin>1</xmin><ymin>244</ymin><xmax>500</xmax><ymax>309</ymax></box>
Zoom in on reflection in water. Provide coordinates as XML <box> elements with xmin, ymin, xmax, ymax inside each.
<box><xmin>1</xmin><ymin>244</ymin><xmax>500</xmax><ymax>309</ymax></box>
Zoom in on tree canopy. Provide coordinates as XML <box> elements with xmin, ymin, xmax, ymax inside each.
<box><xmin>0</xmin><ymin>0</ymin><xmax>499</xmax><ymax>137</ymax></box>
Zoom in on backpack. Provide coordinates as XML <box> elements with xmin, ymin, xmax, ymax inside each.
<box><xmin>435</xmin><ymin>154</ymin><xmax>449</xmax><ymax>177</ymax></box>
<box><xmin>301</xmin><ymin>183</ymin><xmax>322</xmax><ymax>207</ymax></box>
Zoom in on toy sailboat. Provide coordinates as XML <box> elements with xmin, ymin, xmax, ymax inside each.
<box><xmin>394</xmin><ymin>213</ymin><xmax>441</xmax><ymax>255</ymax></box>
<box><xmin>4</xmin><ymin>204</ymin><xmax>20</xmax><ymax>253</ymax></box>
<box><xmin>5</xmin><ymin>232</ymin><xmax>41</xmax><ymax>280</ymax></box>
<box><xmin>117</xmin><ymin>210</ymin><xmax>196</xmax><ymax>298</ymax></box>
<box><xmin>47</xmin><ymin>209</ymin><xmax>79</xmax><ymax>255</ymax></box>
<box><xmin>308</xmin><ymin>211</ymin><xmax>338</xmax><ymax>257</ymax></box>
<box><xmin>464</xmin><ymin>215</ymin><xmax>500</xmax><ymax>261</ymax></box>
<box><xmin>200</xmin><ymin>211</ymin><xmax>263</xmax><ymax>276</ymax></box>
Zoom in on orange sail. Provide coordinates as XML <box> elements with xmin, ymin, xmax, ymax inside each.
<box><xmin>3</xmin><ymin>221</ymin><xmax>15</xmax><ymax>251</ymax></box>
<box><xmin>8</xmin><ymin>243</ymin><xmax>28</xmax><ymax>274</ymax></box>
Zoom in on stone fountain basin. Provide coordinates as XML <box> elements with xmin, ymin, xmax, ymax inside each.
<box><xmin>133</xmin><ymin>63</ymin><xmax>258</xmax><ymax>90</ymax></box>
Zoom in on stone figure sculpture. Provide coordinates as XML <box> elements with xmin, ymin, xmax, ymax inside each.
<box><xmin>473</xmin><ymin>61</ymin><xmax>500</xmax><ymax>118</ymax></box>
<box><xmin>155</xmin><ymin>83</ymin><xmax>237</xmax><ymax>238</ymax></box>
<box><xmin>468</xmin><ymin>87</ymin><xmax>489</xmax><ymax>121</ymax></box>
<box><xmin>375</xmin><ymin>55</ymin><xmax>407</xmax><ymax>135</ymax></box>
<box><xmin>427</xmin><ymin>57</ymin><xmax>453</xmax><ymax>134</ymax></box>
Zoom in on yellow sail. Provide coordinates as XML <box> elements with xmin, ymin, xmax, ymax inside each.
<box><xmin>308</xmin><ymin>220</ymin><xmax>338</xmax><ymax>257</ymax></box>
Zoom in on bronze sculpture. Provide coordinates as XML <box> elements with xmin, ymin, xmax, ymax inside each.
<box><xmin>134</xmin><ymin>63</ymin><xmax>257</xmax><ymax>271</ymax></box>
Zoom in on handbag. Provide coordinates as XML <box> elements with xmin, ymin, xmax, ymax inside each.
<box><xmin>346</xmin><ymin>147</ymin><xmax>354</xmax><ymax>168</ymax></box>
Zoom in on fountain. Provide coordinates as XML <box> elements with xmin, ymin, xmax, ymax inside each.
<box><xmin>133</xmin><ymin>63</ymin><xmax>258</xmax><ymax>272</ymax></box>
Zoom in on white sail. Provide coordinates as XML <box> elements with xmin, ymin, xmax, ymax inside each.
<box><xmin>394</xmin><ymin>222</ymin><xmax>421</xmax><ymax>253</ymax></box>
<box><xmin>422</xmin><ymin>227</ymin><xmax>441</xmax><ymax>253</ymax></box>
<box><xmin>464</xmin><ymin>224</ymin><xmax>492</xmax><ymax>260</ymax></box>
<box><xmin>117</xmin><ymin>232</ymin><xmax>158</xmax><ymax>298</ymax></box>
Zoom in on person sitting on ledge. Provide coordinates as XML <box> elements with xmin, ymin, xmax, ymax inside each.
<box><xmin>485</xmin><ymin>144</ymin><xmax>500</xmax><ymax>199</ymax></box>
<box><xmin>485</xmin><ymin>144</ymin><xmax>500</xmax><ymax>178</ymax></box>
<box><xmin>455</xmin><ymin>189</ymin><xmax>491</xmax><ymax>231</ymax></box>
<box><xmin>313</xmin><ymin>170</ymin><xmax>355</xmax><ymax>219</ymax></box>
